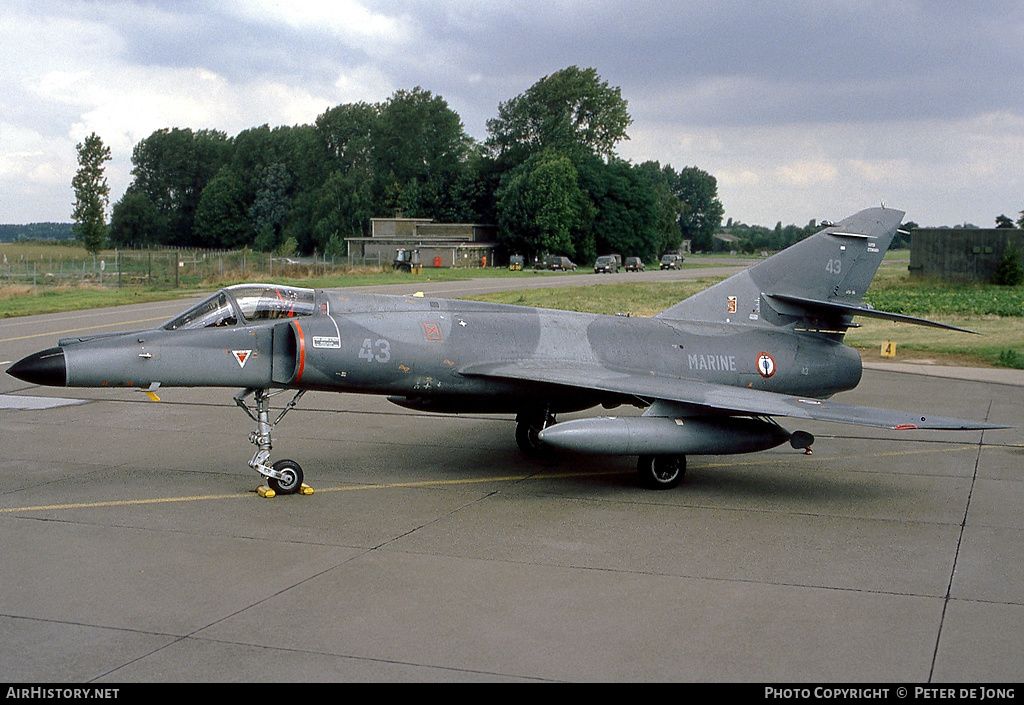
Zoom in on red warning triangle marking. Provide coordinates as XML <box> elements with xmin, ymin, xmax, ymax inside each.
<box><xmin>232</xmin><ymin>350</ymin><xmax>252</xmax><ymax>368</ymax></box>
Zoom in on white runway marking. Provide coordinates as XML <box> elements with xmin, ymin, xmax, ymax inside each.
<box><xmin>0</xmin><ymin>394</ymin><xmax>89</xmax><ymax>410</ymax></box>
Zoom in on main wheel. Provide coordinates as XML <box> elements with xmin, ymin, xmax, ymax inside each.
<box><xmin>516</xmin><ymin>421</ymin><xmax>547</xmax><ymax>457</ymax></box>
<box><xmin>515</xmin><ymin>412</ymin><xmax>556</xmax><ymax>458</ymax></box>
<box><xmin>269</xmin><ymin>459</ymin><xmax>304</xmax><ymax>495</ymax></box>
<box><xmin>637</xmin><ymin>454</ymin><xmax>686</xmax><ymax>490</ymax></box>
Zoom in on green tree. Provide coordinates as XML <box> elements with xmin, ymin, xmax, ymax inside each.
<box><xmin>250</xmin><ymin>163</ymin><xmax>293</xmax><ymax>251</ymax></box>
<box><xmin>644</xmin><ymin>162</ymin><xmax>685</xmax><ymax>256</ymax></box>
<box><xmin>309</xmin><ymin>103</ymin><xmax>379</xmax><ymax>251</ymax></box>
<box><xmin>496</xmin><ymin>151</ymin><xmax>592</xmax><ymax>261</ymax></box>
<box><xmin>232</xmin><ymin>124</ymin><xmax>326</xmax><ymax>240</ymax></box>
<box><xmin>993</xmin><ymin>242</ymin><xmax>1024</xmax><ymax>285</ymax></box>
<box><xmin>109</xmin><ymin>190</ymin><xmax>162</xmax><ymax>248</ymax></box>
<box><xmin>316</xmin><ymin>101</ymin><xmax>376</xmax><ymax>175</ymax></box>
<box><xmin>311</xmin><ymin>169</ymin><xmax>374</xmax><ymax>242</ymax></box>
<box><xmin>371</xmin><ymin>87</ymin><xmax>474</xmax><ymax>218</ymax></box>
<box><xmin>996</xmin><ymin>214</ymin><xmax>1016</xmax><ymax>228</ymax></box>
<box><xmin>574</xmin><ymin>157</ymin><xmax>687</xmax><ymax>262</ymax></box>
<box><xmin>446</xmin><ymin>146</ymin><xmax>499</xmax><ymax>224</ymax></box>
<box><xmin>193</xmin><ymin>165</ymin><xmax>250</xmax><ymax>249</ymax></box>
<box><xmin>127</xmin><ymin>127</ymin><xmax>232</xmax><ymax>246</ymax></box>
<box><xmin>104</xmin><ymin>72</ymin><xmax>723</xmax><ymax>260</ymax></box>
<box><xmin>485</xmin><ymin>66</ymin><xmax>632</xmax><ymax>166</ymax></box>
<box><xmin>665</xmin><ymin>166</ymin><xmax>725</xmax><ymax>252</ymax></box>
<box><xmin>71</xmin><ymin>133</ymin><xmax>111</xmax><ymax>254</ymax></box>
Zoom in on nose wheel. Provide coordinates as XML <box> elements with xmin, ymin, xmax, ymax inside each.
<box><xmin>268</xmin><ymin>459</ymin><xmax>304</xmax><ymax>495</ymax></box>
<box><xmin>234</xmin><ymin>388</ymin><xmax>311</xmax><ymax>496</ymax></box>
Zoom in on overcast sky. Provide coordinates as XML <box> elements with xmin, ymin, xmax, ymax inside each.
<box><xmin>3</xmin><ymin>0</ymin><xmax>1023</xmax><ymax>228</ymax></box>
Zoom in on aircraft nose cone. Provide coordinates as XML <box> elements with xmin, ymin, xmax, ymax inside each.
<box><xmin>6</xmin><ymin>347</ymin><xmax>67</xmax><ymax>386</ymax></box>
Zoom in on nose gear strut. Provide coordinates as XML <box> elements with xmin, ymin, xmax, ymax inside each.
<box><xmin>234</xmin><ymin>388</ymin><xmax>310</xmax><ymax>496</ymax></box>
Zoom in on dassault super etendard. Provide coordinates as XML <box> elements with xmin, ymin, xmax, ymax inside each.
<box><xmin>8</xmin><ymin>207</ymin><xmax>1005</xmax><ymax>493</ymax></box>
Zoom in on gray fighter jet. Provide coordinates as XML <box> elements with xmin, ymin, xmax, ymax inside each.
<box><xmin>7</xmin><ymin>207</ymin><xmax>1004</xmax><ymax>492</ymax></box>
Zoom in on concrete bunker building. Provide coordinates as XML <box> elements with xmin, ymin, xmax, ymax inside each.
<box><xmin>345</xmin><ymin>217</ymin><xmax>498</xmax><ymax>269</ymax></box>
<box><xmin>910</xmin><ymin>228</ymin><xmax>1024</xmax><ymax>282</ymax></box>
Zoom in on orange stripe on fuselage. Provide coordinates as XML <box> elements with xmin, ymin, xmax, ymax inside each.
<box><xmin>294</xmin><ymin>321</ymin><xmax>305</xmax><ymax>382</ymax></box>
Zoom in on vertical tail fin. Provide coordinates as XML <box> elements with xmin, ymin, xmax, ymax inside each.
<box><xmin>655</xmin><ymin>206</ymin><xmax>906</xmax><ymax>331</ymax></box>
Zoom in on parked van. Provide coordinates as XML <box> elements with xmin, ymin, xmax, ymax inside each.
<box><xmin>548</xmin><ymin>256</ymin><xmax>577</xmax><ymax>271</ymax></box>
<box><xmin>594</xmin><ymin>255</ymin><xmax>620</xmax><ymax>273</ymax></box>
<box><xmin>660</xmin><ymin>254</ymin><xmax>684</xmax><ymax>270</ymax></box>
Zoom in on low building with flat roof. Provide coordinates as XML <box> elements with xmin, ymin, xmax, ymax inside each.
<box><xmin>909</xmin><ymin>228</ymin><xmax>1024</xmax><ymax>282</ymax></box>
<box><xmin>345</xmin><ymin>217</ymin><xmax>499</xmax><ymax>268</ymax></box>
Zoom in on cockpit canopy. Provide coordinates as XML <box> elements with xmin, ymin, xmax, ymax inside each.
<box><xmin>163</xmin><ymin>284</ymin><xmax>316</xmax><ymax>331</ymax></box>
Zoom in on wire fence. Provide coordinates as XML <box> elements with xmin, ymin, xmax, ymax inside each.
<box><xmin>1</xmin><ymin>250</ymin><xmax>383</xmax><ymax>289</ymax></box>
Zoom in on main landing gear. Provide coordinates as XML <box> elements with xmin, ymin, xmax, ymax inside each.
<box><xmin>234</xmin><ymin>388</ymin><xmax>311</xmax><ymax>497</ymax></box>
<box><xmin>635</xmin><ymin>427</ymin><xmax>814</xmax><ymax>490</ymax></box>
<box><xmin>637</xmin><ymin>454</ymin><xmax>686</xmax><ymax>490</ymax></box>
<box><xmin>515</xmin><ymin>409</ymin><xmax>557</xmax><ymax>457</ymax></box>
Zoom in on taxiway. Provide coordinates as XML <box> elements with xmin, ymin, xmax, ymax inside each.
<box><xmin>0</xmin><ymin>272</ymin><xmax>1020</xmax><ymax>682</ymax></box>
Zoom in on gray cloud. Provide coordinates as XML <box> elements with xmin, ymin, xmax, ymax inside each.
<box><xmin>2</xmin><ymin>0</ymin><xmax>1023</xmax><ymax>227</ymax></box>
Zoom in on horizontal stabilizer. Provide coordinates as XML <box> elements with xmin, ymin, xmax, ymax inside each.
<box><xmin>766</xmin><ymin>293</ymin><xmax>977</xmax><ymax>333</ymax></box>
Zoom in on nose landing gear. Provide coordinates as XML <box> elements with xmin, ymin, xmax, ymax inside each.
<box><xmin>234</xmin><ymin>388</ymin><xmax>312</xmax><ymax>496</ymax></box>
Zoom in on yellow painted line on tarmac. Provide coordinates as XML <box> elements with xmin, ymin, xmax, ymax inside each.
<box><xmin>0</xmin><ymin>444</ymin><xmax>988</xmax><ymax>515</ymax></box>
<box><xmin>854</xmin><ymin>444</ymin><xmax>980</xmax><ymax>459</ymax></box>
<box><xmin>700</xmin><ymin>443</ymin><xmax>979</xmax><ymax>469</ymax></box>
<box><xmin>312</xmin><ymin>469</ymin><xmax>625</xmax><ymax>494</ymax></box>
<box><xmin>0</xmin><ymin>316</ymin><xmax>170</xmax><ymax>344</ymax></box>
<box><xmin>843</xmin><ymin>444</ymin><xmax>982</xmax><ymax>460</ymax></box>
<box><xmin>0</xmin><ymin>470</ymin><xmax>625</xmax><ymax>515</ymax></box>
<box><xmin>0</xmin><ymin>492</ymin><xmax>251</xmax><ymax>514</ymax></box>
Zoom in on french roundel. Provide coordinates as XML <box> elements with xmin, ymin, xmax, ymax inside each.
<box><xmin>756</xmin><ymin>352</ymin><xmax>776</xmax><ymax>379</ymax></box>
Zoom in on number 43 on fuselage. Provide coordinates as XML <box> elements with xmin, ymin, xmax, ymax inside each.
<box><xmin>7</xmin><ymin>207</ymin><xmax>1007</xmax><ymax>493</ymax></box>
